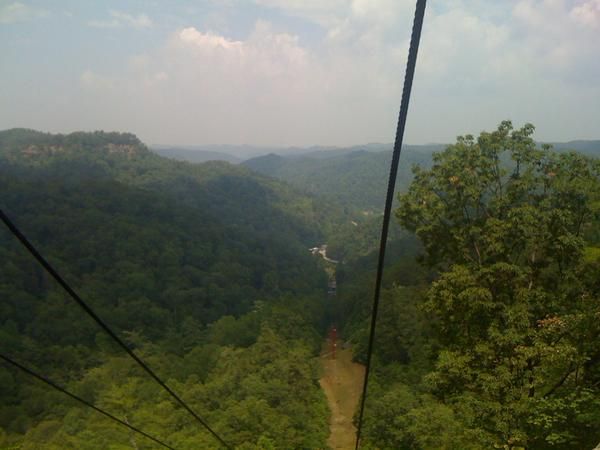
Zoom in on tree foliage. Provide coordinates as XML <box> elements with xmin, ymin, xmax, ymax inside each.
<box><xmin>0</xmin><ymin>129</ymin><xmax>332</xmax><ymax>449</ymax></box>
<box><xmin>366</xmin><ymin>121</ymin><xmax>600</xmax><ymax>449</ymax></box>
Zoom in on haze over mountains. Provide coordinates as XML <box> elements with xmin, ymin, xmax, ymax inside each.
<box><xmin>153</xmin><ymin>140</ymin><xmax>600</xmax><ymax>163</ymax></box>
<box><xmin>153</xmin><ymin>139</ymin><xmax>600</xmax><ymax>214</ymax></box>
<box><xmin>152</xmin><ymin>142</ymin><xmax>436</xmax><ymax>163</ymax></box>
<box><xmin>151</xmin><ymin>142</ymin><xmax>395</xmax><ymax>164</ymax></box>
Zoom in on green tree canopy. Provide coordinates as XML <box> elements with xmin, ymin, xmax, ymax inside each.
<box><xmin>392</xmin><ymin>121</ymin><xmax>600</xmax><ymax>449</ymax></box>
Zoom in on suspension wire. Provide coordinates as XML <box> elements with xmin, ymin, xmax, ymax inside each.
<box><xmin>0</xmin><ymin>209</ymin><xmax>232</xmax><ymax>450</ymax></box>
<box><xmin>0</xmin><ymin>353</ymin><xmax>177</xmax><ymax>450</ymax></box>
<box><xmin>354</xmin><ymin>1</ymin><xmax>427</xmax><ymax>448</ymax></box>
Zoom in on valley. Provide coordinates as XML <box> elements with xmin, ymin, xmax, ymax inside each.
<box><xmin>1</xmin><ymin>126</ymin><xmax>599</xmax><ymax>449</ymax></box>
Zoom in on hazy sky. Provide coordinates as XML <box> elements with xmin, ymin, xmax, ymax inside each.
<box><xmin>1</xmin><ymin>0</ymin><xmax>599</xmax><ymax>146</ymax></box>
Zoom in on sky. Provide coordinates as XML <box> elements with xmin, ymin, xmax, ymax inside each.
<box><xmin>1</xmin><ymin>0</ymin><xmax>599</xmax><ymax>146</ymax></box>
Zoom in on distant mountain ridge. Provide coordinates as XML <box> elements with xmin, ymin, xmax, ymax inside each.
<box><xmin>241</xmin><ymin>140</ymin><xmax>600</xmax><ymax>212</ymax></box>
<box><xmin>149</xmin><ymin>142</ymin><xmax>403</xmax><ymax>163</ymax></box>
<box><xmin>242</xmin><ymin>144</ymin><xmax>446</xmax><ymax>212</ymax></box>
<box><xmin>547</xmin><ymin>140</ymin><xmax>600</xmax><ymax>157</ymax></box>
<box><xmin>149</xmin><ymin>143</ymin><xmax>341</xmax><ymax>160</ymax></box>
<box><xmin>3</xmin><ymin>128</ymin><xmax>598</xmax><ymax>214</ymax></box>
<box><xmin>150</xmin><ymin>139</ymin><xmax>600</xmax><ymax>163</ymax></box>
<box><xmin>152</xmin><ymin>146</ymin><xmax>241</xmax><ymax>164</ymax></box>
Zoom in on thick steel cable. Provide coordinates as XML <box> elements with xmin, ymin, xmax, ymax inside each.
<box><xmin>354</xmin><ymin>1</ymin><xmax>427</xmax><ymax>448</ymax></box>
<box><xmin>1</xmin><ymin>353</ymin><xmax>177</xmax><ymax>450</ymax></box>
<box><xmin>0</xmin><ymin>209</ymin><xmax>232</xmax><ymax>449</ymax></box>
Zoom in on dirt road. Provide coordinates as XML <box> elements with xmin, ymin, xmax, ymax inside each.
<box><xmin>319</xmin><ymin>341</ymin><xmax>365</xmax><ymax>450</ymax></box>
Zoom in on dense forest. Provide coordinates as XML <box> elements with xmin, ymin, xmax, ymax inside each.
<box><xmin>1</xmin><ymin>123</ymin><xmax>599</xmax><ymax>449</ymax></box>
<box><xmin>241</xmin><ymin>141</ymin><xmax>600</xmax><ymax>215</ymax></box>
<box><xmin>337</xmin><ymin>122</ymin><xmax>600</xmax><ymax>449</ymax></box>
<box><xmin>242</xmin><ymin>145</ymin><xmax>442</xmax><ymax>213</ymax></box>
<box><xmin>0</xmin><ymin>128</ymin><xmax>339</xmax><ymax>448</ymax></box>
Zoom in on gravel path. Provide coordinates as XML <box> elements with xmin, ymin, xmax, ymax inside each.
<box><xmin>319</xmin><ymin>342</ymin><xmax>365</xmax><ymax>450</ymax></box>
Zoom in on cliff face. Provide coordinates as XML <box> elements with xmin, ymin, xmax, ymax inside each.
<box><xmin>0</xmin><ymin>129</ymin><xmax>147</xmax><ymax>161</ymax></box>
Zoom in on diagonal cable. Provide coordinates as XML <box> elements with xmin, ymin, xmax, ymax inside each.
<box><xmin>354</xmin><ymin>1</ymin><xmax>427</xmax><ymax>448</ymax></box>
<box><xmin>1</xmin><ymin>353</ymin><xmax>177</xmax><ymax>450</ymax></box>
<box><xmin>0</xmin><ymin>209</ymin><xmax>232</xmax><ymax>449</ymax></box>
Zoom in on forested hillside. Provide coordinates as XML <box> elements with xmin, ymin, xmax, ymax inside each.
<box><xmin>242</xmin><ymin>145</ymin><xmax>444</xmax><ymax>213</ymax></box>
<box><xmin>0</xmin><ymin>128</ymin><xmax>337</xmax><ymax>449</ymax></box>
<box><xmin>242</xmin><ymin>141</ymin><xmax>600</xmax><ymax>215</ymax></box>
<box><xmin>338</xmin><ymin>122</ymin><xmax>600</xmax><ymax>449</ymax></box>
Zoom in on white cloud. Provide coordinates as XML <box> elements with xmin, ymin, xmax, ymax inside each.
<box><xmin>74</xmin><ymin>21</ymin><xmax>338</xmax><ymax>145</ymax></box>
<box><xmin>110</xmin><ymin>10</ymin><xmax>152</xmax><ymax>28</ymax></box>
<box><xmin>0</xmin><ymin>2</ymin><xmax>46</xmax><ymax>24</ymax></box>
<box><xmin>179</xmin><ymin>28</ymin><xmax>244</xmax><ymax>51</ymax></box>
<box><xmin>7</xmin><ymin>1</ymin><xmax>598</xmax><ymax>146</ymax></box>
<box><xmin>570</xmin><ymin>0</ymin><xmax>600</xmax><ymax>28</ymax></box>
<box><xmin>511</xmin><ymin>0</ymin><xmax>600</xmax><ymax>75</ymax></box>
<box><xmin>88</xmin><ymin>10</ymin><xmax>152</xmax><ymax>29</ymax></box>
<box><xmin>80</xmin><ymin>70</ymin><xmax>115</xmax><ymax>90</ymax></box>
<box><xmin>173</xmin><ymin>22</ymin><xmax>310</xmax><ymax>80</ymax></box>
<box><xmin>405</xmin><ymin>0</ymin><xmax>600</xmax><ymax>141</ymax></box>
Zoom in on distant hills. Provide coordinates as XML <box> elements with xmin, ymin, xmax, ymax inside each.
<box><xmin>241</xmin><ymin>140</ymin><xmax>600</xmax><ymax>213</ymax></box>
<box><xmin>152</xmin><ymin>146</ymin><xmax>242</xmax><ymax>164</ymax></box>
<box><xmin>150</xmin><ymin>143</ymin><xmax>343</xmax><ymax>162</ymax></box>
<box><xmin>547</xmin><ymin>140</ymin><xmax>600</xmax><ymax>157</ymax></box>
<box><xmin>5</xmin><ymin>128</ymin><xmax>599</xmax><ymax>215</ymax></box>
<box><xmin>151</xmin><ymin>139</ymin><xmax>600</xmax><ymax>164</ymax></box>
<box><xmin>242</xmin><ymin>144</ymin><xmax>445</xmax><ymax>212</ymax></box>
<box><xmin>149</xmin><ymin>142</ymin><xmax>396</xmax><ymax>164</ymax></box>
